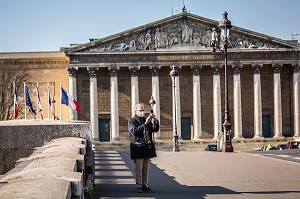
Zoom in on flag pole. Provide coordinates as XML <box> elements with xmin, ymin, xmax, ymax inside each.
<box><xmin>13</xmin><ymin>82</ymin><xmax>15</xmax><ymax>119</ymax></box>
<box><xmin>37</xmin><ymin>82</ymin><xmax>39</xmax><ymax>120</ymax></box>
<box><xmin>48</xmin><ymin>82</ymin><xmax>50</xmax><ymax>120</ymax></box>
<box><xmin>60</xmin><ymin>82</ymin><xmax>62</xmax><ymax>120</ymax></box>
<box><xmin>24</xmin><ymin>82</ymin><xmax>26</xmax><ymax>120</ymax></box>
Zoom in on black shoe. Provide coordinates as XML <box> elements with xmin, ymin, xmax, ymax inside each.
<box><xmin>143</xmin><ymin>186</ymin><xmax>154</xmax><ymax>193</ymax></box>
<box><xmin>137</xmin><ymin>188</ymin><xmax>143</xmax><ymax>193</ymax></box>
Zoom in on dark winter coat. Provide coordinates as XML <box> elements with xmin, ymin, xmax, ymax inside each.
<box><xmin>128</xmin><ymin>115</ymin><xmax>159</xmax><ymax>159</ymax></box>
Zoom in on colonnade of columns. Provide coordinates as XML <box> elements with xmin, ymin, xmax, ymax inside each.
<box><xmin>150</xmin><ymin>65</ymin><xmax>162</xmax><ymax>141</ymax></box>
<box><xmin>273</xmin><ymin>64</ymin><xmax>283</xmax><ymax>139</ymax></box>
<box><xmin>191</xmin><ymin>65</ymin><xmax>202</xmax><ymax>142</ymax></box>
<box><xmin>68</xmin><ymin>63</ymin><xmax>300</xmax><ymax>142</ymax></box>
<box><xmin>293</xmin><ymin>63</ymin><xmax>300</xmax><ymax>138</ymax></box>
<box><xmin>212</xmin><ymin>65</ymin><xmax>222</xmax><ymax>140</ymax></box>
<box><xmin>88</xmin><ymin>67</ymin><xmax>99</xmax><ymax>141</ymax></box>
<box><xmin>109</xmin><ymin>66</ymin><xmax>120</xmax><ymax>144</ymax></box>
<box><xmin>68</xmin><ymin>67</ymin><xmax>78</xmax><ymax>121</ymax></box>
<box><xmin>232</xmin><ymin>65</ymin><xmax>243</xmax><ymax>141</ymax></box>
<box><xmin>171</xmin><ymin>65</ymin><xmax>182</xmax><ymax>140</ymax></box>
<box><xmin>252</xmin><ymin>64</ymin><xmax>263</xmax><ymax>139</ymax></box>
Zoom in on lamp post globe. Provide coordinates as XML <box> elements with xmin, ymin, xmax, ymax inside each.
<box><xmin>218</xmin><ymin>11</ymin><xmax>234</xmax><ymax>152</ymax></box>
<box><xmin>169</xmin><ymin>65</ymin><xmax>180</xmax><ymax>152</ymax></box>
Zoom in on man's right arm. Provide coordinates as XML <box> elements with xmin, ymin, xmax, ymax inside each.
<box><xmin>128</xmin><ymin>119</ymin><xmax>145</xmax><ymax>137</ymax></box>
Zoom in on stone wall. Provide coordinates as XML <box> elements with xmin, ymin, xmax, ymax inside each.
<box><xmin>0</xmin><ymin>120</ymin><xmax>91</xmax><ymax>175</ymax></box>
<box><xmin>24</xmin><ymin>67</ymin><xmax>69</xmax><ymax>120</ymax></box>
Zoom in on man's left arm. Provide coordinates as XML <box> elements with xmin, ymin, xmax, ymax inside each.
<box><xmin>152</xmin><ymin>120</ymin><xmax>159</xmax><ymax>132</ymax></box>
<box><xmin>150</xmin><ymin>114</ymin><xmax>159</xmax><ymax>132</ymax></box>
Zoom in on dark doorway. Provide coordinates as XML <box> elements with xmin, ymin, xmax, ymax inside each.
<box><xmin>99</xmin><ymin>118</ymin><xmax>110</xmax><ymax>142</ymax></box>
<box><xmin>181</xmin><ymin>117</ymin><xmax>191</xmax><ymax>140</ymax></box>
<box><xmin>262</xmin><ymin>115</ymin><xmax>271</xmax><ymax>138</ymax></box>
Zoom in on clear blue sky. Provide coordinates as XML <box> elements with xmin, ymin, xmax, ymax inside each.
<box><xmin>1</xmin><ymin>0</ymin><xmax>300</xmax><ymax>52</ymax></box>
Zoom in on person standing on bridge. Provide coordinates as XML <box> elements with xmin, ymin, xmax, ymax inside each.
<box><xmin>128</xmin><ymin>103</ymin><xmax>159</xmax><ymax>193</ymax></box>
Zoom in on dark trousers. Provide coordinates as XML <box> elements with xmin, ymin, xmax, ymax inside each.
<box><xmin>134</xmin><ymin>158</ymin><xmax>150</xmax><ymax>188</ymax></box>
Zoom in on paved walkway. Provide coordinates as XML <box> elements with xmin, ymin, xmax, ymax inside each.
<box><xmin>92</xmin><ymin>150</ymin><xmax>300</xmax><ymax>199</ymax></box>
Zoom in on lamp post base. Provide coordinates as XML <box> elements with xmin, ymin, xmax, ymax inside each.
<box><xmin>173</xmin><ymin>134</ymin><xmax>180</xmax><ymax>152</ymax></box>
<box><xmin>222</xmin><ymin>142</ymin><xmax>233</xmax><ymax>152</ymax></box>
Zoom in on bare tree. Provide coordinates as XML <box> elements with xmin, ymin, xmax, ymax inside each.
<box><xmin>0</xmin><ymin>67</ymin><xmax>28</xmax><ymax>121</ymax></box>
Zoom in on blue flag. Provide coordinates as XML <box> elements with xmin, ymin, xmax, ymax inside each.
<box><xmin>48</xmin><ymin>90</ymin><xmax>52</xmax><ymax>108</ymax></box>
<box><xmin>25</xmin><ymin>87</ymin><xmax>36</xmax><ymax>114</ymax></box>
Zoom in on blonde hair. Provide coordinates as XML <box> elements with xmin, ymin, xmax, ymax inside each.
<box><xmin>135</xmin><ymin>103</ymin><xmax>144</xmax><ymax>111</ymax></box>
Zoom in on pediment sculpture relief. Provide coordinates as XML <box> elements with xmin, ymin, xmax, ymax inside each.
<box><xmin>86</xmin><ymin>19</ymin><xmax>280</xmax><ymax>53</ymax></box>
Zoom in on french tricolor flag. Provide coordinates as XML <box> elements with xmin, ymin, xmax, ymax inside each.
<box><xmin>37</xmin><ymin>87</ymin><xmax>44</xmax><ymax>120</ymax></box>
<box><xmin>14</xmin><ymin>89</ymin><xmax>19</xmax><ymax>119</ymax></box>
<box><xmin>61</xmin><ymin>87</ymin><xmax>81</xmax><ymax>112</ymax></box>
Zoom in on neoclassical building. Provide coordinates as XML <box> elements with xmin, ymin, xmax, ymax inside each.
<box><xmin>1</xmin><ymin>11</ymin><xmax>300</xmax><ymax>142</ymax></box>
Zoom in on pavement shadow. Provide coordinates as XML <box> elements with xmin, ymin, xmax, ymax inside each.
<box><xmin>92</xmin><ymin>150</ymin><xmax>237</xmax><ymax>199</ymax></box>
<box><xmin>92</xmin><ymin>150</ymin><xmax>300</xmax><ymax>198</ymax></box>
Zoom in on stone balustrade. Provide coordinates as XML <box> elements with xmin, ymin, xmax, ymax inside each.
<box><xmin>0</xmin><ymin>137</ymin><xmax>94</xmax><ymax>199</ymax></box>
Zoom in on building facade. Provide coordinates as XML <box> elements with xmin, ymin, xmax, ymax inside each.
<box><xmin>1</xmin><ymin>12</ymin><xmax>300</xmax><ymax>142</ymax></box>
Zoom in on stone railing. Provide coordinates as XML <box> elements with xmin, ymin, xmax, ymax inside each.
<box><xmin>0</xmin><ymin>137</ymin><xmax>94</xmax><ymax>199</ymax></box>
<box><xmin>0</xmin><ymin>120</ymin><xmax>91</xmax><ymax>174</ymax></box>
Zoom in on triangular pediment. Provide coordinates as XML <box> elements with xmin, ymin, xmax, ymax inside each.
<box><xmin>64</xmin><ymin>12</ymin><xmax>298</xmax><ymax>54</ymax></box>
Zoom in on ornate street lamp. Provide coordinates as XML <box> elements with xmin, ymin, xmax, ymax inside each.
<box><xmin>216</xmin><ymin>11</ymin><xmax>234</xmax><ymax>152</ymax></box>
<box><xmin>170</xmin><ymin>65</ymin><xmax>180</xmax><ymax>152</ymax></box>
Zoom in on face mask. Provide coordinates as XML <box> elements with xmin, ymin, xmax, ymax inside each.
<box><xmin>139</xmin><ymin>111</ymin><xmax>145</xmax><ymax>118</ymax></box>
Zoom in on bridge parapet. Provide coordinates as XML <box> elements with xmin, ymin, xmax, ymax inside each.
<box><xmin>0</xmin><ymin>120</ymin><xmax>91</xmax><ymax>174</ymax></box>
<box><xmin>0</xmin><ymin>137</ymin><xmax>94</xmax><ymax>199</ymax></box>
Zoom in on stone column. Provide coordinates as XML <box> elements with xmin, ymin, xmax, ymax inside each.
<box><xmin>252</xmin><ymin>64</ymin><xmax>264</xmax><ymax>140</ymax></box>
<box><xmin>150</xmin><ymin>65</ymin><xmax>162</xmax><ymax>142</ymax></box>
<box><xmin>88</xmin><ymin>67</ymin><xmax>99</xmax><ymax>141</ymax></box>
<box><xmin>68</xmin><ymin>67</ymin><xmax>78</xmax><ymax>120</ymax></box>
<box><xmin>170</xmin><ymin>65</ymin><xmax>182</xmax><ymax>140</ymax></box>
<box><xmin>129</xmin><ymin>66</ymin><xmax>140</xmax><ymax>117</ymax></box>
<box><xmin>191</xmin><ymin>65</ymin><xmax>202</xmax><ymax>142</ymax></box>
<box><xmin>109</xmin><ymin>66</ymin><xmax>120</xmax><ymax>144</ymax></box>
<box><xmin>293</xmin><ymin>63</ymin><xmax>300</xmax><ymax>138</ymax></box>
<box><xmin>273</xmin><ymin>64</ymin><xmax>284</xmax><ymax>139</ymax></box>
<box><xmin>232</xmin><ymin>64</ymin><xmax>244</xmax><ymax>141</ymax></box>
<box><xmin>212</xmin><ymin>65</ymin><xmax>222</xmax><ymax>140</ymax></box>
